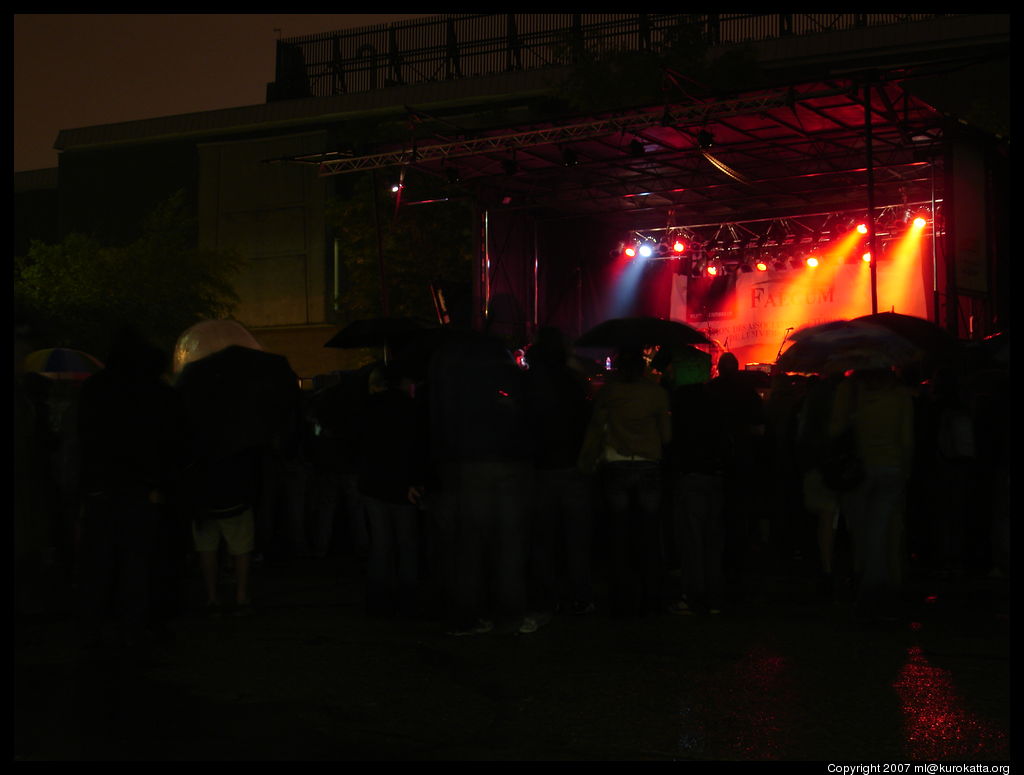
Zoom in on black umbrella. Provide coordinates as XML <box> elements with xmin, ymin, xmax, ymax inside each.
<box><xmin>324</xmin><ymin>317</ymin><xmax>436</xmax><ymax>349</ymax></box>
<box><xmin>390</xmin><ymin>326</ymin><xmax>494</xmax><ymax>381</ymax></box>
<box><xmin>852</xmin><ymin>312</ymin><xmax>956</xmax><ymax>357</ymax></box>
<box><xmin>575</xmin><ymin>316</ymin><xmax>712</xmax><ymax>349</ymax></box>
<box><xmin>175</xmin><ymin>345</ymin><xmax>300</xmax><ymax>459</ymax></box>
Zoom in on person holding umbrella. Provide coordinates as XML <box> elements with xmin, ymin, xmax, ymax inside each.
<box><xmin>352</xmin><ymin>363</ymin><xmax>427</xmax><ymax>618</ymax></box>
<box><xmin>175</xmin><ymin>344</ymin><xmax>301</xmax><ymax>615</ymax></box>
<box><xmin>828</xmin><ymin>365</ymin><xmax>914</xmax><ymax>623</ymax></box>
<box><xmin>581</xmin><ymin>345</ymin><xmax>672</xmax><ymax>617</ymax></box>
<box><xmin>75</xmin><ymin>326</ymin><xmax>189</xmax><ymax>646</ymax></box>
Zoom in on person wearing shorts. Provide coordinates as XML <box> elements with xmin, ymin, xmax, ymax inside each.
<box><xmin>188</xmin><ymin>447</ymin><xmax>262</xmax><ymax>616</ymax></box>
<box><xmin>193</xmin><ymin>505</ymin><xmax>255</xmax><ymax>613</ymax></box>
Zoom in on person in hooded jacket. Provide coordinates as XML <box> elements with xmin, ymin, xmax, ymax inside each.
<box><xmin>76</xmin><ymin>326</ymin><xmax>189</xmax><ymax>646</ymax></box>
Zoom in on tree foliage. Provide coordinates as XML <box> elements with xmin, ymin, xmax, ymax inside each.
<box><xmin>14</xmin><ymin>190</ymin><xmax>240</xmax><ymax>358</ymax></box>
<box><xmin>327</xmin><ymin>172</ymin><xmax>474</xmax><ymax>325</ymax></box>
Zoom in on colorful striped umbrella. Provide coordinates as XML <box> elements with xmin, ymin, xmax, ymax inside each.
<box><xmin>22</xmin><ymin>348</ymin><xmax>104</xmax><ymax>380</ymax></box>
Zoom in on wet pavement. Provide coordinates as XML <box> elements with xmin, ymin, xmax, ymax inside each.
<box><xmin>14</xmin><ymin>551</ymin><xmax>1011</xmax><ymax>762</ymax></box>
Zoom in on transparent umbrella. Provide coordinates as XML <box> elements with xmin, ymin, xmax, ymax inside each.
<box><xmin>173</xmin><ymin>319</ymin><xmax>263</xmax><ymax>376</ymax></box>
<box><xmin>777</xmin><ymin>319</ymin><xmax>922</xmax><ymax>374</ymax></box>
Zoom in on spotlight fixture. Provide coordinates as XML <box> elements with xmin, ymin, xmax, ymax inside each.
<box><xmin>672</xmin><ymin>239</ymin><xmax>686</xmax><ymax>254</ymax></box>
<box><xmin>806</xmin><ymin>256</ymin><xmax>820</xmax><ymax>268</ymax></box>
<box><xmin>862</xmin><ymin>252</ymin><xmax>872</xmax><ymax>263</ymax></box>
<box><xmin>638</xmin><ymin>242</ymin><xmax>654</xmax><ymax>259</ymax></box>
<box><xmin>856</xmin><ymin>223</ymin><xmax>868</xmax><ymax>235</ymax></box>
<box><xmin>754</xmin><ymin>259</ymin><xmax>769</xmax><ymax>272</ymax></box>
<box><xmin>912</xmin><ymin>216</ymin><xmax>927</xmax><ymax>229</ymax></box>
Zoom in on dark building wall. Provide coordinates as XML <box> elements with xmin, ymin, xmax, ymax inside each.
<box><xmin>14</xmin><ymin>169</ymin><xmax>60</xmax><ymax>256</ymax></box>
<box><xmin>197</xmin><ymin>131</ymin><xmax>330</xmax><ymax>330</ymax></box>
<box><xmin>57</xmin><ymin>141</ymin><xmax>200</xmax><ymax>245</ymax></box>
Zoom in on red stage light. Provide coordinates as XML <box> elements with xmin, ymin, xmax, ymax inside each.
<box><xmin>912</xmin><ymin>216</ymin><xmax>927</xmax><ymax>229</ymax></box>
<box><xmin>624</xmin><ymin>246</ymin><xmax>637</xmax><ymax>258</ymax></box>
<box><xmin>672</xmin><ymin>240</ymin><xmax>686</xmax><ymax>253</ymax></box>
<box><xmin>806</xmin><ymin>256</ymin><xmax>819</xmax><ymax>268</ymax></box>
<box><xmin>707</xmin><ymin>264</ymin><xmax>718</xmax><ymax>276</ymax></box>
<box><xmin>755</xmin><ymin>260</ymin><xmax>768</xmax><ymax>272</ymax></box>
<box><xmin>856</xmin><ymin>223</ymin><xmax>868</xmax><ymax>234</ymax></box>
<box><xmin>862</xmin><ymin>252</ymin><xmax>872</xmax><ymax>263</ymax></box>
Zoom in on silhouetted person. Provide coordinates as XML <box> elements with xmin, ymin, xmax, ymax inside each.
<box><xmin>524</xmin><ymin>327</ymin><xmax>595</xmax><ymax>617</ymax></box>
<box><xmin>189</xmin><ymin>446</ymin><xmax>262</xmax><ymax>615</ymax></box>
<box><xmin>665</xmin><ymin>378</ymin><xmax>731</xmax><ymax>616</ymax></box>
<box><xmin>354</xmin><ymin>364</ymin><xmax>427</xmax><ymax>617</ymax></box>
<box><xmin>307</xmin><ymin>367</ymin><xmax>374</xmax><ymax>561</ymax></box>
<box><xmin>428</xmin><ymin>330</ymin><xmax>536</xmax><ymax>635</ymax></box>
<box><xmin>707</xmin><ymin>352</ymin><xmax>766</xmax><ymax>594</ymax></box>
<box><xmin>76</xmin><ymin>326</ymin><xmax>188</xmax><ymax>647</ymax></box>
<box><xmin>583</xmin><ymin>346</ymin><xmax>671</xmax><ymax>616</ymax></box>
<box><xmin>828</xmin><ymin>368</ymin><xmax>914</xmax><ymax>622</ymax></box>
<box><xmin>928</xmin><ymin>368</ymin><xmax>979</xmax><ymax>578</ymax></box>
<box><xmin>795</xmin><ymin>373</ymin><xmax>845</xmax><ymax>598</ymax></box>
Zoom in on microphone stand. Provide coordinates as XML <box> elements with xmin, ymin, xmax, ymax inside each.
<box><xmin>775</xmin><ymin>327</ymin><xmax>794</xmax><ymax>363</ymax></box>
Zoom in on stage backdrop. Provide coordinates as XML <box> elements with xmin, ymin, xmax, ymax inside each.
<box><xmin>670</xmin><ymin>259</ymin><xmax>929</xmax><ymax>368</ymax></box>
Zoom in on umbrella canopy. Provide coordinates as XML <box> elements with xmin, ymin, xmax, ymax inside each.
<box><xmin>777</xmin><ymin>319</ymin><xmax>922</xmax><ymax>374</ymax></box>
<box><xmin>575</xmin><ymin>317</ymin><xmax>712</xmax><ymax>349</ymax></box>
<box><xmin>175</xmin><ymin>345</ymin><xmax>300</xmax><ymax>459</ymax></box>
<box><xmin>390</xmin><ymin>326</ymin><xmax>492</xmax><ymax>381</ymax></box>
<box><xmin>852</xmin><ymin>312</ymin><xmax>956</xmax><ymax>356</ymax></box>
<box><xmin>22</xmin><ymin>347</ymin><xmax>104</xmax><ymax>381</ymax></box>
<box><xmin>324</xmin><ymin>317</ymin><xmax>436</xmax><ymax>349</ymax></box>
<box><xmin>173</xmin><ymin>319</ymin><xmax>263</xmax><ymax>375</ymax></box>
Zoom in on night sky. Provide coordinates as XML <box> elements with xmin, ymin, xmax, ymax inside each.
<box><xmin>13</xmin><ymin>13</ymin><xmax>435</xmax><ymax>173</ymax></box>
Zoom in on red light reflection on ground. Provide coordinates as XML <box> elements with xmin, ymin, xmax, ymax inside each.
<box><xmin>725</xmin><ymin>649</ymin><xmax>788</xmax><ymax>759</ymax></box>
<box><xmin>893</xmin><ymin>646</ymin><xmax>1008</xmax><ymax>760</ymax></box>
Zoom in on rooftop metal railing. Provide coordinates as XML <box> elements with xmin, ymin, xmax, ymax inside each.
<box><xmin>268</xmin><ymin>13</ymin><xmax>953</xmax><ymax>100</ymax></box>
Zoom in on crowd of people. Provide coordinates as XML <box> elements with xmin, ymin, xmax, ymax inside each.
<box><xmin>13</xmin><ymin>321</ymin><xmax>1010</xmax><ymax>646</ymax></box>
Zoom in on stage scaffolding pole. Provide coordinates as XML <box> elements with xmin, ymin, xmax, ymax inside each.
<box><xmin>483</xmin><ymin>208</ymin><xmax>491</xmax><ymax>325</ymax></box>
<box><xmin>532</xmin><ymin>222</ymin><xmax>540</xmax><ymax>337</ymax></box>
<box><xmin>371</xmin><ymin>169</ymin><xmax>390</xmax><ymax>317</ymax></box>
<box><xmin>931</xmin><ymin>160</ymin><xmax>940</xmax><ymax>325</ymax></box>
<box><xmin>864</xmin><ymin>77</ymin><xmax>879</xmax><ymax>315</ymax></box>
